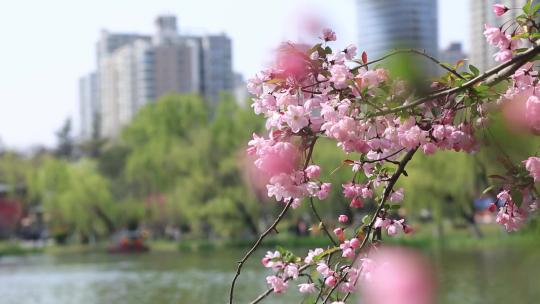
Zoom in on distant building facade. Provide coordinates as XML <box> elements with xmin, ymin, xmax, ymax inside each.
<box><xmin>79</xmin><ymin>72</ymin><xmax>99</xmax><ymax>140</ymax></box>
<box><xmin>439</xmin><ymin>42</ymin><xmax>468</xmax><ymax>73</ymax></box>
<box><xmin>356</xmin><ymin>0</ymin><xmax>438</xmax><ymax>62</ymax></box>
<box><xmin>80</xmin><ymin>15</ymin><xmax>234</xmax><ymax>139</ymax></box>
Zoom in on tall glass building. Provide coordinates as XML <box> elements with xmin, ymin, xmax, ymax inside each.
<box><xmin>356</xmin><ymin>0</ymin><xmax>438</xmax><ymax>63</ymax></box>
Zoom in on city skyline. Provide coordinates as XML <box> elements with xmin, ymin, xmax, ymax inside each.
<box><xmin>89</xmin><ymin>15</ymin><xmax>234</xmax><ymax>139</ymax></box>
<box><xmin>0</xmin><ymin>0</ymin><xmax>468</xmax><ymax>149</ymax></box>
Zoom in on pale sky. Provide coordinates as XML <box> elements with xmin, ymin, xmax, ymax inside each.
<box><xmin>0</xmin><ymin>0</ymin><xmax>469</xmax><ymax>150</ymax></box>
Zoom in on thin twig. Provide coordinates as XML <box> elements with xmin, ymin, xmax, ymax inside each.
<box><xmin>368</xmin><ymin>44</ymin><xmax>540</xmax><ymax>117</ymax></box>
<box><xmin>230</xmin><ymin>136</ymin><xmax>319</xmax><ymax>304</ymax></box>
<box><xmin>229</xmin><ymin>198</ymin><xmax>294</xmax><ymax>304</ymax></box>
<box><xmin>310</xmin><ymin>198</ymin><xmax>338</xmax><ymax>246</ymax></box>
<box><xmin>339</xmin><ymin>148</ymin><xmax>419</xmax><ymax>302</ymax></box>
<box><xmin>249</xmin><ymin>248</ymin><xmax>340</xmax><ymax>304</ymax></box>
<box><xmin>353</xmin><ymin>49</ymin><xmax>465</xmax><ymax>80</ymax></box>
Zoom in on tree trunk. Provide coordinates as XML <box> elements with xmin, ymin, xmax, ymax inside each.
<box><xmin>234</xmin><ymin>202</ymin><xmax>259</xmax><ymax>237</ymax></box>
<box><xmin>460</xmin><ymin>208</ymin><xmax>483</xmax><ymax>239</ymax></box>
<box><xmin>92</xmin><ymin>205</ymin><xmax>115</xmax><ymax>234</ymax></box>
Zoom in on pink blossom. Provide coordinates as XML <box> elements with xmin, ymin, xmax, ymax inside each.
<box><xmin>329</xmin><ymin>64</ymin><xmax>350</xmax><ymax>89</ymax></box>
<box><xmin>349</xmin><ymin>237</ymin><xmax>360</xmax><ymax>248</ymax></box>
<box><xmin>494</xmin><ymin>49</ymin><xmax>513</xmax><ymax>62</ymax></box>
<box><xmin>298</xmin><ymin>283</ymin><xmax>316</xmax><ymax>293</ymax></box>
<box><xmin>284</xmin><ymin>105</ymin><xmax>309</xmax><ymax>133</ymax></box>
<box><xmin>338</xmin><ymin>214</ymin><xmax>349</xmax><ymax>223</ymax></box>
<box><xmin>389</xmin><ymin>188</ymin><xmax>404</xmax><ymax>202</ymax></box>
<box><xmin>284</xmin><ymin>263</ymin><xmax>299</xmax><ymax>279</ymax></box>
<box><xmin>493</xmin><ymin>4</ymin><xmax>508</xmax><ymax>16</ymax></box>
<box><xmin>261</xmin><ymin>251</ymin><xmax>283</xmax><ymax>270</ymax></box>
<box><xmin>360</xmin><ymin>247</ymin><xmax>435</xmax><ymax>304</ymax></box>
<box><xmin>374</xmin><ymin>217</ymin><xmax>391</xmax><ymax>229</ymax></box>
<box><xmin>322</xmin><ymin>28</ymin><xmax>336</xmax><ymax>41</ymax></box>
<box><xmin>305</xmin><ymin>165</ymin><xmax>321</xmax><ymax>179</ymax></box>
<box><xmin>316</xmin><ymin>262</ymin><xmax>333</xmax><ymax>277</ymax></box>
<box><xmin>495</xmin><ymin>190</ymin><xmax>528</xmax><ymax>232</ymax></box>
<box><xmin>251</xmin><ymin>138</ymin><xmax>299</xmax><ymax>177</ymax></box>
<box><xmin>304</xmin><ymin>248</ymin><xmax>324</xmax><ymax>264</ymax></box>
<box><xmin>386</xmin><ymin>220</ymin><xmax>404</xmax><ymax>236</ymax></box>
<box><xmin>275</xmin><ymin>42</ymin><xmax>311</xmax><ymax>81</ymax></box>
<box><xmin>422</xmin><ymin>142</ymin><xmax>437</xmax><ymax>155</ymax></box>
<box><xmin>266</xmin><ymin>275</ymin><xmax>288</xmax><ymax>294</ymax></box>
<box><xmin>333</xmin><ymin>227</ymin><xmax>344</xmax><ymax>237</ymax></box>
<box><xmin>360</xmin><ymin>185</ymin><xmax>374</xmax><ymax>198</ymax></box>
<box><xmin>317</xmin><ymin>183</ymin><xmax>332</xmax><ymax>200</ymax></box>
<box><xmin>342</xmin><ymin>183</ymin><xmax>359</xmax><ymax>198</ymax></box>
<box><xmin>483</xmin><ymin>24</ymin><xmax>507</xmax><ymax>47</ymax></box>
<box><xmin>524</xmin><ymin>156</ymin><xmax>540</xmax><ymax>181</ymax></box>
<box><xmin>496</xmin><ymin>202</ymin><xmax>527</xmax><ymax>232</ymax></box>
<box><xmin>344</xmin><ymin>44</ymin><xmax>357</xmax><ymax>60</ymax></box>
<box><xmin>342</xmin><ymin>247</ymin><xmax>355</xmax><ymax>258</ymax></box>
<box><xmin>325</xmin><ymin>275</ymin><xmax>337</xmax><ymax>286</ymax></box>
<box><xmin>350</xmin><ymin>197</ymin><xmax>364</xmax><ymax>208</ymax></box>
<box><xmin>526</xmin><ymin>95</ymin><xmax>540</xmax><ymax>132</ymax></box>
<box><xmin>291</xmin><ymin>198</ymin><xmax>302</xmax><ymax>209</ymax></box>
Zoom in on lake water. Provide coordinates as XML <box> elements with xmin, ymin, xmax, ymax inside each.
<box><xmin>0</xmin><ymin>247</ymin><xmax>538</xmax><ymax>304</ymax></box>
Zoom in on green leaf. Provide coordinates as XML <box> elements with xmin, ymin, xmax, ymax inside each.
<box><xmin>362</xmin><ymin>215</ymin><xmax>371</xmax><ymax>224</ymax></box>
<box><xmin>523</xmin><ymin>0</ymin><xmax>531</xmax><ymax>14</ymax></box>
<box><xmin>469</xmin><ymin>64</ymin><xmax>480</xmax><ymax>76</ymax></box>
<box><xmin>510</xmin><ymin>188</ymin><xmax>523</xmax><ymax>207</ymax></box>
<box><xmin>482</xmin><ymin>185</ymin><xmax>495</xmax><ymax>195</ymax></box>
<box><xmin>324</xmin><ymin>46</ymin><xmax>332</xmax><ymax>54</ymax></box>
<box><xmin>532</xmin><ymin>2</ymin><xmax>540</xmax><ymax>14</ymax></box>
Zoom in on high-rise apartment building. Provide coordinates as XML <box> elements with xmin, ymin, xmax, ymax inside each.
<box><xmin>439</xmin><ymin>42</ymin><xmax>468</xmax><ymax>72</ymax></box>
<box><xmin>80</xmin><ymin>15</ymin><xmax>234</xmax><ymax>139</ymax></box>
<box><xmin>79</xmin><ymin>72</ymin><xmax>99</xmax><ymax>140</ymax></box>
<box><xmin>356</xmin><ymin>0</ymin><xmax>438</xmax><ymax>63</ymax></box>
<box><xmin>470</xmin><ymin>0</ymin><xmax>536</xmax><ymax>71</ymax></box>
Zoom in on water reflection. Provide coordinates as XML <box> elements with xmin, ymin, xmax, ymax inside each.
<box><xmin>0</xmin><ymin>248</ymin><xmax>538</xmax><ymax>304</ymax></box>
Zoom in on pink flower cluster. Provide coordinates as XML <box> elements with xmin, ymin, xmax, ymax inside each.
<box><xmin>246</xmin><ymin>3</ymin><xmax>540</xmax><ymax>299</ymax></box>
<box><xmin>494</xmin><ymin>190</ymin><xmax>529</xmax><ymax>232</ymax></box>
<box><xmin>484</xmin><ymin>23</ymin><xmax>519</xmax><ymax>62</ymax></box>
<box><xmin>261</xmin><ymin>250</ymin><xmax>299</xmax><ymax>293</ymax></box>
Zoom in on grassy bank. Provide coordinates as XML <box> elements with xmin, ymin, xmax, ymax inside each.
<box><xmin>2</xmin><ymin>224</ymin><xmax>538</xmax><ymax>256</ymax></box>
<box><xmin>178</xmin><ymin>223</ymin><xmax>540</xmax><ymax>253</ymax></box>
<box><xmin>0</xmin><ymin>241</ymin><xmax>44</xmax><ymax>256</ymax></box>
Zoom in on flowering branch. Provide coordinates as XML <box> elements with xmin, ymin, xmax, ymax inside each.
<box><xmin>229</xmin><ymin>198</ymin><xmax>294</xmax><ymax>304</ymax></box>
<box><xmin>370</xmin><ymin>43</ymin><xmax>540</xmax><ymax>117</ymax></box>
<box><xmin>353</xmin><ymin>48</ymin><xmax>466</xmax><ymax>80</ymax></box>
<box><xmin>229</xmin><ymin>137</ymin><xmax>318</xmax><ymax>304</ymax></box>
<box><xmin>239</xmin><ymin>4</ymin><xmax>540</xmax><ymax>303</ymax></box>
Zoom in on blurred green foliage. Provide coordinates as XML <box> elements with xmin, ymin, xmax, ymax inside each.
<box><xmin>2</xmin><ymin>93</ymin><xmax>540</xmax><ymax>243</ymax></box>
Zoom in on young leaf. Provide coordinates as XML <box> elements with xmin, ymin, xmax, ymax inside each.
<box><xmin>469</xmin><ymin>64</ymin><xmax>480</xmax><ymax>76</ymax></box>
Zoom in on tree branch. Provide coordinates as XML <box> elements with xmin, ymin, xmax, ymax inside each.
<box><xmin>229</xmin><ymin>198</ymin><xmax>294</xmax><ymax>304</ymax></box>
<box><xmin>310</xmin><ymin>197</ymin><xmax>338</xmax><ymax>246</ymax></box>
<box><xmin>353</xmin><ymin>49</ymin><xmax>466</xmax><ymax>80</ymax></box>
<box><xmin>368</xmin><ymin>44</ymin><xmax>540</xmax><ymax>117</ymax></box>
<box><xmin>229</xmin><ymin>136</ymin><xmax>318</xmax><ymax>304</ymax></box>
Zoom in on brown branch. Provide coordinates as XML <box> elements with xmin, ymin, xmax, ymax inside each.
<box><xmin>229</xmin><ymin>198</ymin><xmax>294</xmax><ymax>304</ymax></box>
<box><xmin>230</xmin><ymin>136</ymin><xmax>318</xmax><ymax>304</ymax></box>
<box><xmin>310</xmin><ymin>197</ymin><xmax>338</xmax><ymax>246</ymax></box>
<box><xmin>353</xmin><ymin>49</ymin><xmax>465</xmax><ymax>80</ymax></box>
<box><xmin>368</xmin><ymin>44</ymin><xmax>540</xmax><ymax>117</ymax></box>
<box><xmin>249</xmin><ymin>248</ymin><xmax>340</xmax><ymax>304</ymax></box>
<box><xmin>337</xmin><ymin>148</ymin><xmax>419</xmax><ymax>302</ymax></box>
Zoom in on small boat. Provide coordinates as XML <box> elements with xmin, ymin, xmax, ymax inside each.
<box><xmin>107</xmin><ymin>230</ymin><xmax>150</xmax><ymax>253</ymax></box>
